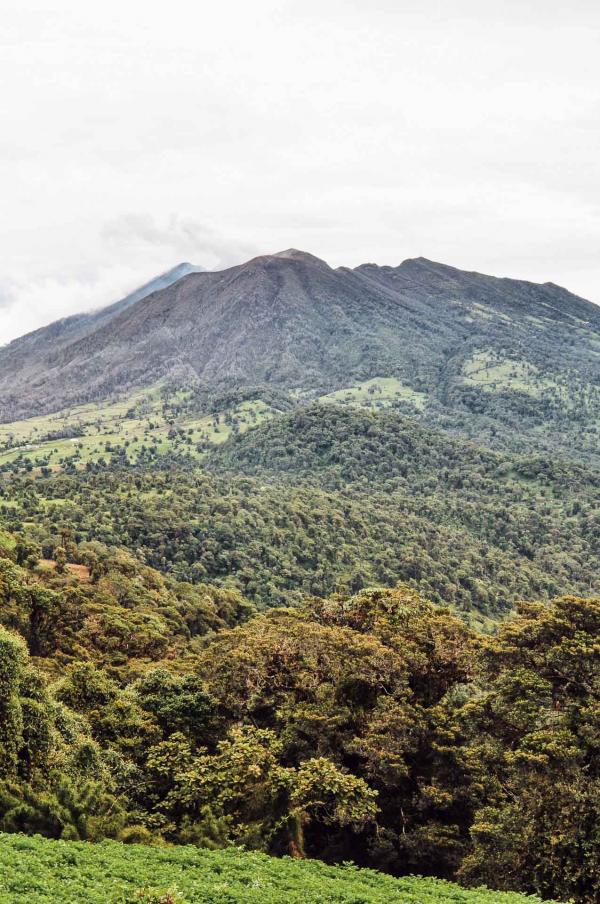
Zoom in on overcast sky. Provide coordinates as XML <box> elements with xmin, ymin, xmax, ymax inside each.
<box><xmin>2</xmin><ymin>0</ymin><xmax>599</xmax><ymax>343</ymax></box>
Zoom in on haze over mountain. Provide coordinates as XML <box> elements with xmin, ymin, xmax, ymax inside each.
<box><xmin>2</xmin><ymin>249</ymin><xmax>599</xmax><ymax>461</ymax></box>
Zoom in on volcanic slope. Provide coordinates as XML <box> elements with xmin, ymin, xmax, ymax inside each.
<box><xmin>2</xmin><ymin>249</ymin><xmax>599</xmax><ymax>461</ymax></box>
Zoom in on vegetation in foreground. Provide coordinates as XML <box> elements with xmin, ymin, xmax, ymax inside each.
<box><xmin>0</xmin><ymin>833</ymin><xmax>562</xmax><ymax>903</ymax></box>
<box><xmin>0</xmin><ymin>528</ymin><xmax>597</xmax><ymax>902</ymax></box>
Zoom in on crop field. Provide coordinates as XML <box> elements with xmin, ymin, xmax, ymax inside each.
<box><xmin>0</xmin><ymin>834</ymin><xmax>560</xmax><ymax>904</ymax></box>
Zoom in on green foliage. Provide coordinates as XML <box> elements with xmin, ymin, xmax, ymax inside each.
<box><xmin>4</xmin><ymin>400</ymin><xmax>600</xmax><ymax>619</ymax></box>
<box><xmin>192</xmin><ymin>589</ymin><xmax>475</xmax><ymax>874</ymax></box>
<box><xmin>148</xmin><ymin>723</ymin><xmax>378</xmax><ymax>855</ymax></box>
<box><xmin>0</xmin><ymin>527</ymin><xmax>596</xmax><ymax>900</ymax></box>
<box><xmin>0</xmin><ymin>628</ymin><xmax>26</xmax><ymax>777</ymax></box>
<box><xmin>457</xmin><ymin>596</ymin><xmax>600</xmax><ymax>902</ymax></box>
<box><xmin>0</xmin><ymin>550</ymin><xmax>254</xmax><ymax>678</ymax></box>
<box><xmin>0</xmin><ymin>833</ymin><xmax>560</xmax><ymax>903</ymax></box>
<box><xmin>0</xmin><ymin>622</ymin><xmax>126</xmax><ymax>842</ymax></box>
<box><xmin>133</xmin><ymin>889</ymin><xmax>187</xmax><ymax>904</ymax></box>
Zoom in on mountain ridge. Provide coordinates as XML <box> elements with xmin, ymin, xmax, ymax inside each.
<box><xmin>1</xmin><ymin>250</ymin><xmax>599</xmax><ymax>464</ymax></box>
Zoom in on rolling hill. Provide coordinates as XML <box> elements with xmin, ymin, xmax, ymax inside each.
<box><xmin>3</xmin><ymin>405</ymin><xmax>599</xmax><ymax>618</ymax></box>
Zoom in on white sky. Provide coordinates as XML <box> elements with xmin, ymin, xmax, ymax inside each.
<box><xmin>1</xmin><ymin>0</ymin><xmax>600</xmax><ymax>343</ymax></box>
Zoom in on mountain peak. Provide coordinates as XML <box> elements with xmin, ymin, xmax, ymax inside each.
<box><xmin>398</xmin><ymin>256</ymin><xmax>446</xmax><ymax>270</ymax></box>
<box><xmin>156</xmin><ymin>261</ymin><xmax>204</xmax><ymax>280</ymax></box>
<box><xmin>270</xmin><ymin>249</ymin><xmax>331</xmax><ymax>267</ymax></box>
<box><xmin>170</xmin><ymin>261</ymin><xmax>195</xmax><ymax>274</ymax></box>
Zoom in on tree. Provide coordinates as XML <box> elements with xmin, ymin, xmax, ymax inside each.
<box><xmin>0</xmin><ymin>628</ymin><xmax>26</xmax><ymax>777</ymax></box>
<box><xmin>54</xmin><ymin>546</ymin><xmax>67</xmax><ymax>575</ymax></box>
<box><xmin>458</xmin><ymin>596</ymin><xmax>600</xmax><ymax>903</ymax></box>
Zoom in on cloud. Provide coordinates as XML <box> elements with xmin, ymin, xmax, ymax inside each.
<box><xmin>101</xmin><ymin>215</ymin><xmax>256</xmax><ymax>271</ymax></box>
<box><xmin>0</xmin><ymin>265</ymin><xmax>152</xmax><ymax>345</ymax></box>
<box><xmin>0</xmin><ymin>217</ymin><xmax>257</xmax><ymax>345</ymax></box>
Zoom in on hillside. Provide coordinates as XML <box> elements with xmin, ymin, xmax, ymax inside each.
<box><xmin>207</xmin><ymin>402</ymin><xmax>593</xmax><ymax>489</ymax></box>
<box><xmin>2</xmin><ymin>250</ymin><xmax>600</xmax><ymax>462</ymax></box>
<box><xmin>0</xmin><ymin>521</ymin><xmax>597</xmax><ymax>901</ymax></box>
<box><xmin>3</xmin><ymin>403</ymin><xmax>600</xmax><ymax>617</ymax></box>
<box><xmin>0</xmin><ymin>835</ymin><xmax>560</xmax><ymax>904</ymax></box>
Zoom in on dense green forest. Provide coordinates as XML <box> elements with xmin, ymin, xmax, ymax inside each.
<box><xmin>2</xmin><ymin>405</ymin><xmax>598</xmax><ymax>619</ymax></box>
<box><xmin>0</xmin><ymin>526</ymin><xmax>597</xmax><ymax>901</ymax></box>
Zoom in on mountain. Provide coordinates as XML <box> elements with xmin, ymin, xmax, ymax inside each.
<box><xmin>102</xmin><ymin>261</ymin><xmax>204</xmax><ymax>314</ymax></box>
<box><xmin>1</xmin><ymin>249</ymin><xmax>599</xmax><ymax>461</ymax></box>
<box><xmin>0</xmin><ymin>261</ymin><xmax>203</xmax><ymax>417</ymax></box>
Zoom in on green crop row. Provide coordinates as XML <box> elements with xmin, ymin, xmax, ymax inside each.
<box><xmin>0</xmin><ymin>834</ymin><xmax>559</xmax><ymax>904</ymax></box>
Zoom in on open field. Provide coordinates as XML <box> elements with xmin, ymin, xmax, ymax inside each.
<box><xmin>461</xmin><ymin>350</ymin><xmax>564</xmax><ymax>397</ymax></box>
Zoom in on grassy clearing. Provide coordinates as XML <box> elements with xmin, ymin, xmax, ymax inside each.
<box><xmin>319</xmin><ymin>377</ymin><xmax>427</xmax><ymax>411</ymax></box>
<box><xmin>0</xmin><ymin>386</ymin><xmax>275</xmax><ymax>473</ymax></box>
<box><xmin>469</xmin><ymin>302</ymin><xmax>512</xmax><ymax>323</ymax></box>
<box><xmin>0</xmin><ymin>834</ymin><xmax>560</xmax><ymax>904</ymax></box>
<box><xmin>461</xmin><ymin>351</ymin><xmax>562</xmax><ymax>397</ymax></box>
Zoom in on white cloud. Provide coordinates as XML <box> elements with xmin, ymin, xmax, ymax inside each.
<box><xmin>1</xmin><ymin>0</ymin><xmax>600</xmax><ymax>343</ymax></box>
<box><xmin>101</xmin><ymin>215</ymin><xmax>255</xmax><ymax>270</ymax></box>
<box><xmin>0</xmin><ymin>265</ymin><xmax>157</xmax><ymax>343</ymax></box>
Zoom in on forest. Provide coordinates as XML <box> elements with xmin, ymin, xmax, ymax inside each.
<box><xmin>0</xmin><ymin>396</ymin><xmax>598</xmax><ymax>903</ymax></box>
<box><xmin>2</xmin><ymin>405</ymin><xmax>599</xmax><ymax>620</ymax></box>
<box><xmin>0</xmin><ymin>521</ymin><xmax>597</xmax><ymax>902</ymax></box>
